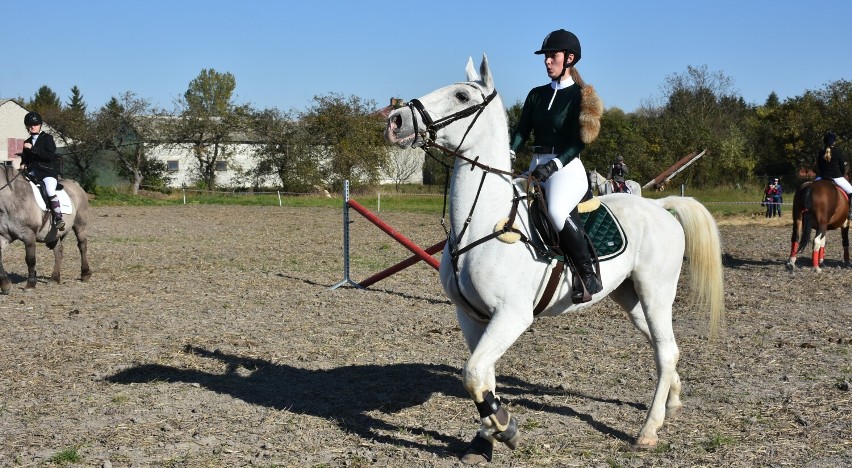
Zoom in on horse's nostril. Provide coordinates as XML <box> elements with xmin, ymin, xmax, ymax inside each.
<box><xmin>391</xmin><ymin>114</ymin><xmax>402</xmax><ymax>132</ymax></box>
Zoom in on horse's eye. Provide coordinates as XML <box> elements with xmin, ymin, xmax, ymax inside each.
<box><xmin>455</xmin><ymin>91</ymin><xmax>470</xmax><ymax>103</ymax></box>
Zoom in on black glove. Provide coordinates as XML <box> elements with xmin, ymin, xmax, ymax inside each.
<box><xmin>531</xmin><ymin>160</ymin><xmax>559</xmax><ymax>182</ymax></box>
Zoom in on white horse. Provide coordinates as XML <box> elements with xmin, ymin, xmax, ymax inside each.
<box><xmin>384</xmin><ymin>55</ymin><xmax>724</xmax><ymax>464</ymax></box>
<box><xmin>589</xmin><ymin>169</ymin><xmax>642</xmax><ymax>196</ymax></box>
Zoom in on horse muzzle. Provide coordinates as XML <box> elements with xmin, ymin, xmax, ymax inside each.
<box><xmin>384</xmin><ymin>108</ymin><xmax>424</xmax><ymax>148</ymax></box>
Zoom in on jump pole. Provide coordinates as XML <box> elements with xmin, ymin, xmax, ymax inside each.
<box><xmin>330</xmin><ymin>180</ymin><xmax>444</xmax><ymax>290</ymax></box>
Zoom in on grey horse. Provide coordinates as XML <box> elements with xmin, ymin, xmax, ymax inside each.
<box><xmin>0</xmin><ymin>166</ymin><xmax>91</xmax><ymax>293</ymax></box>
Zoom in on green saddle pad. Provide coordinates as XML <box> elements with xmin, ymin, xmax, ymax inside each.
<box><xmin>580</xmin><ymin>202</ymin><xmax>627</xmax><ymax>260</ymax></box>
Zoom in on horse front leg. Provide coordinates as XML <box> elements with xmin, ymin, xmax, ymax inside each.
<box><xmin>457</xmin><ymin>308</ymin><xmax>531</xmax><ymax>464</ymax></box>
<box><xmin>843</xmin><ymin>226</ymin><xmax>850</xmax><ymax>266</ymax></box>
<box><xmin>50</xmin><ymin>238</ymin><xmax>64</xmax><ymax>284</ymax></box>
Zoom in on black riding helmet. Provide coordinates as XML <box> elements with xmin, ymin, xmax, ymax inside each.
<box><xmin>534</xmin><ymin>29</ymin><xmax>581</xmax><ymax>66</ymax></box>
<box><xmin>24</xmin><ymin>111</ymin><xmax>43</xmax><ymax>127</ymax></box>
<box><xmin>824</xmin><ymin>130</ymin><xmax>837</xmax><ymax>147</ymax></box>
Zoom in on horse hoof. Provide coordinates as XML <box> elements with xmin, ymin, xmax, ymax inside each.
<box><xmin>633</xmin><ymin>436</ymin><xmax>658</xmax><ymax>450</ymax></box>
<box><xmin>493</xmin><ymin>416</ymin><xmax>520</xmax><ymax>450</ymax></box>
<box><xmin>80</xmin><ymin>272</ymin><xmax>92</xmax><ymax>282</ymax></box>
<box><xmin>461</xmin><ymin>435</ymin><xmax>492</xmax><ymax>465</ymax></box>
<box><xmin>666</xmin><ymin>404</ymin><xmax>683</xmax><ymax>419</ymax></box>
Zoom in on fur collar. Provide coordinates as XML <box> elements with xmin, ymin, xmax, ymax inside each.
<box><xmin>570</xmin><ymin>67</ymin><xmax>604</xmax><ymax>144</ymax></box>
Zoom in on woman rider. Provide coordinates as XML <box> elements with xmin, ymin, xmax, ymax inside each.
<box><xmin>814</xmin><ymin>130</ymin><xmax>852</xmax><ymax>219</ymax></box>
<box><xmin>510</xmin><ymin>29</ymin><xmax>603</xmax><ymax>302</ymax></box>
<box><xmin>20</xmin><ymin>111</ymin><xmax>65</xmax><ymax>230</ymax></box>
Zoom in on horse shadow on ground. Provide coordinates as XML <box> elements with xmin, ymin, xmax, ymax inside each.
<box><xmin>723</xmin><ymin>253</ymin><xmax>849</xmax><ymax>270</ymax></box>
<box><xmin>107</xmin><ymin>346</ymin><xmax>641</xmax><ymax>459</ymax></box>
<box><xmin>722</xmin><ymin>253</ymin><xmax>790</xmax><ymax>269</ymax></box>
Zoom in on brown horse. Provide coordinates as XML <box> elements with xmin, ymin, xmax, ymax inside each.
<box><xmin>0</xmin><ymin>166</ymin><xmax>91</xmax><ymax>293</ymax></box>
<box><xmin>787</xmin><ymin>179</ymin><xmax>850</xmax><ymax>271</ymax></box>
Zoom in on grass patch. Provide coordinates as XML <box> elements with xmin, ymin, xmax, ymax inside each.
<box><xmin>90</xmin><ymin>183</ymin><xmax>779</xmax><ymax>221</ymax></box>
<box><xmin>702</xmin><ymin>434</ymin><xmax>735</xmax><ymax>451</ymax></box>
<box><xmin>49</xmin><ymin>447</ymin><xmax>82</xmax><ymax>464</ymax></box>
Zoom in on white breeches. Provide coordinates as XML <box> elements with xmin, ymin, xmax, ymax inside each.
<box><xmin>528</xmin><ymin>154</ymin><xmax>587</xmax><ymax>231</ymax></box>
<box><xmin>42</xmin><ymin>177</ymin><xmax>58</xmax><ymax>198</ymax></box>
<box><xmin>815</xmin><ymin>176</ymin><xmax>852</xmax><ymax>194</ymax></box>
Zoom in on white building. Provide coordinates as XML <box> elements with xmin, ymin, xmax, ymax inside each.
<box><xmin>1</xmin><ymin>98</ymin><xmax>425</xmax><ymax>188</ymax></box>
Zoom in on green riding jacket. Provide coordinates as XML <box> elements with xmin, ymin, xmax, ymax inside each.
<box><xmin>510</xmin><ymin>82</ymin><xmax>585</xmax><ymax>166</ymax></box>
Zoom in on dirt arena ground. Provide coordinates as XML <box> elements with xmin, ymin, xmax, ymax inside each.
<box><xmin>0</xmin><ymin>204</ymin><xmax>849</xmax><ymax>467</ymax></box>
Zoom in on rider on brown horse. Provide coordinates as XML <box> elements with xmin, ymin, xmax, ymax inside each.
<box><xmin>814</xmin><ymin>131</ymin><xmax>852</xmax><ymax>219</ymax></box>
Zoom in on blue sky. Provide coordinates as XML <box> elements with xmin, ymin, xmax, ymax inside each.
<box><xmin>2</xmin><ymin>1</ymin><xmax>849</xmax><ymax>114</ymax></box>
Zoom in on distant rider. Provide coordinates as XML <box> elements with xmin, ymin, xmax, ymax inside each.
<box><xmin>814</xmin><ymin>130</ymin><xmax>852</xmax><ymax>220</ymax></box>
<box><xmin>20</xmin><ymin>111</ymin><xmax>65</xmax><ymax>230</ymax></box>
<box><xmin>606</xmin><ymin>155</ymin><xmax>630</xmax><ymax>193</ymax></box>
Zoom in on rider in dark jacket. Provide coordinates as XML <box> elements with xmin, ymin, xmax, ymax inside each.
<box><xmin>814</xmin><ymin>131</ymin><xmax>852</xmax><ymax>219</ymax></box>
<box><xmin>20</xmin><ymin>111</ymin><xmax>65</xmax><ymax>230</ymax></box>
<box><xmin>509</xmin><ymin>28</ymin><xmax>603</xmax><ymax>302</ymax></box>
<box><xmin>606</xmin><ymin>155</ymin><xmax>630</xmax><ymax>193</ymax></box>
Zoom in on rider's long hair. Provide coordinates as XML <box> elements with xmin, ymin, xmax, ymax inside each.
<box><xmin>823</xmin><ymin>146</ymin><xmax>832</xmax><ymax>162</ymax></box>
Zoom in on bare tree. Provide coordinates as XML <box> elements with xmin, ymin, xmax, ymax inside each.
<box><xmin>92</xmin><ymin>92</ymin><xmax>170</xmax><ymax>193</ymax></box>
<box><xmin>383</xmin><ymin>148</ymin><xmax>422</xmax><ymax>191</ymax></box>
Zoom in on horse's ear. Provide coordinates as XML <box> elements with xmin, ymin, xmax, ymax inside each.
<box><xmin>479</xmin><ymin>54</ymin><xmax>494</xmax><ymax>90</ymax></box>
<box><xmin>465</xmin><ymin>56</ymin><xmax>479</xmax><ymax>82</ymax></box>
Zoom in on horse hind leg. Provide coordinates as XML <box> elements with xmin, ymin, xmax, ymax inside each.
<box><xmin>610</xmin><ymin>280</ymin><xmax>683</xmax><ymax>419</ymax></box>
<box><xmin>613</xmin><ymin>277</ymin><xmax>681</xmax><ymax>449</ymax></box>
<box><xmin>50</xmin><ymin>239</ymin><xmax>64</xmax><ymax>284</ymax></box>
<box><xmin>74</xmin><ymin>223</ymin><xmax>92</xmax><ymax>282</ymax></box>
<box><xmin>813</xmin><ymin>230</ymin><xmax>826</xmax><ymax>271</ymax></box>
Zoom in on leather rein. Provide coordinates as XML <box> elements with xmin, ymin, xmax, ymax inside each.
<box><xmin>406</xmin><ymin>86</ymin><xmax>556</xmax><ymax>319</ymax></box>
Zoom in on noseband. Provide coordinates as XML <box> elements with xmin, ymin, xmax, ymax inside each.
<box><xmin>407</xmin><ymin>86</ymin><xmax>498</xmax><ymax>147</ymax></box>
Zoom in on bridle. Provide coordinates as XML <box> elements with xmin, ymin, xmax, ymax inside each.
<box><xmin>403</xmin><ymin>84</ymin><xmax>547</xmax><ymax>320</ymax></box>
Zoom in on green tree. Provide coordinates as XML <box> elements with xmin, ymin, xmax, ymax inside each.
<box><xmin>640</xmin><ymin>65</ymin><xmax>755</xmax><ymax>187</ymax></box>
<box><xmin>250</xmin><ymin>107</ymin><xmax>321</xmax><ymax>192</ymax></box>
<box><xmin>583</xmin><ymin>108</ymin><xmax>649</xmax><ymax>182</ymax></box>
<box><xmin>299</xmin><ymin>93</ymin><xmax>390</xmax><ymax>191</ymax></box>
<box><xmin>27</xmin><ymin>85</ymin><xmax>62</xmax><ymax>120</ymax></box>
<box><xmin>171</xmin><ymin>68</ymin><xmax>249</xmax><ymax>190</ymax></box>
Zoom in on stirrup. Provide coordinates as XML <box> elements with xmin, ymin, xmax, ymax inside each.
<box><xmin>53</xmin><ymin>217</ymin><xmax>65</xmax><ymax>231</ymax></box>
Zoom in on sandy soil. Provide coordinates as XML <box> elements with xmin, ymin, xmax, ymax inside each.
<box><xmin>0</xmin><ymin>204</ymin><xmax>849</xmax><ymax>467</ymax></box>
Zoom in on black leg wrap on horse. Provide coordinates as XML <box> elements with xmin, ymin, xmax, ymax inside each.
<box><xmin>474</xmin><ymin>390</ymin><xmax>501</xmax><ymax>419</ymax></box>
<box><xmin>492</xmin><ymin>416</ymin><xmax>520</xmax><ymax>449</ymax></box>
<box><xmin>475</xmin><ymin>391</ymin><xmax>510</xmax><ymax>426</ymax></box>
<box><xmin>462</xmin><ymin>434</ymin><xmax>493</xmax><ymax>462</ymax></box>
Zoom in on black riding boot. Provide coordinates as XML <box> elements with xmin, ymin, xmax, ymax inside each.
<box><xmin>557</xmin><ymin>211</ymin><xmax>602</xmax><ymax>303</ymax></box>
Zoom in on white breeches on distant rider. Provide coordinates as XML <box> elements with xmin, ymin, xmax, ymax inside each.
<box><xmin>815</xmin><ymin>176</ymin><xmax>852</xmax><ymax>194</ymax></box>
<box><xmin>529</xmin><ymin>154</ymin><xmax>587</xmax><ymax>231</ymax></box>
<box><xmin>41</xmin><ymin>176</ymin><xmax>58</xmax><ymax>198</ymax></box>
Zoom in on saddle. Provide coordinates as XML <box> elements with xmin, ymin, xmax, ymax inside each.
<box><xmin>525</xmin><ymin>186</ymin><xmax>627</xmax><ymax>309</ymax></box>
<box><xmin>28</xmin><ymin>181</ymin><xmax>73</xmax><ymax>215</ymax></box>
<box><xmin>526</xmin><ymin>189</ymin><xmax>627</xmax><ymax>261</ymax></box>
<box><xmin>611</xmin><ymin>180</ymin><xmax>631</xmax><ymax>193</ymax></box>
